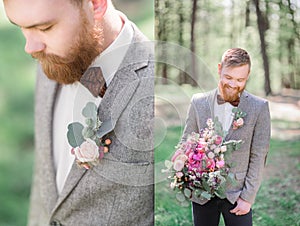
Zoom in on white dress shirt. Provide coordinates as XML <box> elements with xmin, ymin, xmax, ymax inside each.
<box><xmin>214</xmin><ymin>89</ymin><xmax>235</xmax><ymax>133</ymax></box>
<box><xmin>53</xmin><ymin>13</ymin><xmax>133</xmax><ymax>194</ymax></box>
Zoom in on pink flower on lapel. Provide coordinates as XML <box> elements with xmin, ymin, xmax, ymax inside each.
<box><xmin>233</xmin><ymin>118</ymin><xmax>244</xmax><ymax>130</ymax></box>
<box><xmin>67</xmin><ymin>102</ymin><xmax>111</xmax><ymax>169</ymax></box>
<box><xmin>232</xmin><ymin>108</ymin><xmax>247</xmax><ymax>130</ymax></box>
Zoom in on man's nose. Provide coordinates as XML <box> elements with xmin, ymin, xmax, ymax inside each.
<box><xmin>228</xmin><ymin>80</ymin><xmax>237</xmax><ymax>88</ymax></box>
<box><xmin>23</xmin><ymin>31</ymin><xmax>46</xmax><ymax>54</ymax></box>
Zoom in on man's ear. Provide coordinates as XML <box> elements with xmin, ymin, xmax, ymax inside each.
<box><xmin>91</xmin><ymin>0</ymin><xmax>107</xmax><ymax>20</ymax></box>
<box><xmin>217</xmin><ymin>63</ymin><xmax>222</xmax><ymax>76</ymax></box>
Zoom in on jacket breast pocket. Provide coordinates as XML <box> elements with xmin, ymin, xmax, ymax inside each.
<box><xmin>92</xmin><ymin>158</ymin><xmax>154</xmax><ymax>186</ymax></box>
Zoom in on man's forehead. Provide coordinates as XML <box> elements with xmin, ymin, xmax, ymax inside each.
<box><xmin>222</xmin><ymin>65</ymin><xmax>250</xmax><ymax>76</ymax></box>
<box><xmin>4</xmin><ymin>0</ymin><xmax>72</xmax><ymax>28</ymax></box>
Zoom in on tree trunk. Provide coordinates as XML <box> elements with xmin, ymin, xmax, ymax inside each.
<box><xmin>155</xmin><ymin>0</ymin><xmax>169</xmax><ymax>84</ymax></box>
<box><xmin>287</xmin><ymin>0</ymin><xmax>299</xmax><ymax>89</ymax></box>
<box><xmin>253</xmin><ymin>0</ymin><xmax>272</xmax><ymax>96</ymax></box>
<box><xmin>178</xmin><ymin>0</ymin><xmax>187</xmax><ymax>85</ymax></box>
<box><xmin>190</xmin><ymin>0</ymin><xmax>198</xmax><ymax>87</ymax></box>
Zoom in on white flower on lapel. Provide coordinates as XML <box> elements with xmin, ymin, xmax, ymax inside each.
<box><xmin>67</xmin><ymin>102</ymin><xmax>111</xmax><ymax>169</ymax></box>
<box><xmin>232</xmin><ymin>108</ymin><xmax>247</xmax><ymax>130</ymax></box>
<box><xmin>73</xmin><ymin>139</ymin><xmax>99</xmax><ymax>163</ymax></box>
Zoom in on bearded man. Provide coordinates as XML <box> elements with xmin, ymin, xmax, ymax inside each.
<box><xmin>181</xmin><ymin>48</ymin><xmax>270</xmax><ymax>226</ymax></box>
<box><xmin>4</xmin><ymin>0</ymin><xmax>154</xmax><ymax>225</ymax></box>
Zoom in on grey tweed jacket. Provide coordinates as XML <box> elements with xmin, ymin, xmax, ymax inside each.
<box><xmin>28</xmin><ymin>25</ymin><xmax>154</xmax><ymax>226</ymax></box>
<box><xmin>182</xmin><ymin>88</ymin><xmax>271</xmax><ymax>205</ymax></box>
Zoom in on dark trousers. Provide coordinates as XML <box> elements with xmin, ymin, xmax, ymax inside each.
<box><xmin>192</xmin><ymin>198</ymin><xmax>252</xmax><ymax>226</ymax></box>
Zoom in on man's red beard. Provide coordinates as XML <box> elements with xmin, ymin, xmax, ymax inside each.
<box><xmin>32</xmin><ymin>11</ymin><xmax>103</xmax><ymax>84</ymax></box>
<box><xmin>219</xmin><ymin>82</ymin><xmax>245</xmax><ymax>102</ymax></box>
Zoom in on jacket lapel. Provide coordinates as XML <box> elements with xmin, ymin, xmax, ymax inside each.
<box><xmin>204</xmin><ymin>89</ymin><xmax>217</xmax><ymax>120</ymax></box>
<box><xmin>225</xmin><ymin>91</ymin><xmax>249</xmax><ymax>140</ymax></box>
<box><xmin>97</xmin><ymin>28</ymin><xmax>151</xmax><ymax>135</ymax></box>
<box><xmin>37</xmin><ymin>73</ymin><xmax>59</xmax><ymax>213</ymax></box>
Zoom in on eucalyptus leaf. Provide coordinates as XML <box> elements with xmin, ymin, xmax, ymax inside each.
<box><xmin>165</xmin><ymin>160</ymin><xmax>173</xmax><ymax>169</ymax></box>
<box><xmin>67</xmin><ymin>122</ymin><xmax>85</xmax><ymax>147</ymax></box>
<box><xmin>227</xmin><ymin>172</ymin><xmax>237</xmax><ymax>186</ymax></box>
<box><xmin>202</xmin><ymin>179</ymin><xmax>211</xmax><ymax>192</ymax></box>
<box><xmin>215</xmin><ymin>184</ymin><xmax>226</xmax><ymax>199</ymax></box>
<box><xmin>201</xmin><ymin>191</ymin><xmax>212</xmax><ymax>200</ymax></box>
<box><xmin>180</xmin><ymin>200</ymin><xmax>190</xmax><ymax>207</ymax></box>
<box><xmin>82</xmin><ymin>127</ymin><xmax>95</xmax><ymax>139</ymax></box>
<box><xmin>82</xmin><ymin>102</ymin><xmax>98</xmax><ymax>120</ymax></box>
<box><xmin>193</xmin><ymin>189</ymin><xmax>202</xmax><ymax>198</ymax></box>
<box><xmin>214</xmin><ymin>117</ymin><xmax>224</xmax><ymax>136</ymax></box>
<box><xmin>85</xmin><ymin>118</ymin><xmax>95</xmax><ymax>128</ymax></box>
<box><xmin>184</xmin><ymin>188</ymin><xmax>192</xmax><ymax>198</ymax></box>
<box><xmin>232</xmin><ymin>108</ymin><xmax>238</xmax><ymax>114</ymax></box>
<box><xmin>176</xmin><ymin>192</ymin><xmax>186</xmax><ymax>202</ymax></box>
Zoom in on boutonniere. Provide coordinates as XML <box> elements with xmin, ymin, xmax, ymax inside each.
<box><xmin>67</xmin><ymin>102</ymin><xmax>111</xmax><ymax>169</ymax></box>
<box><xmin>232</xmin><ymin>107</ymin><xmax>247</xmax><ymax>130</ymax></box>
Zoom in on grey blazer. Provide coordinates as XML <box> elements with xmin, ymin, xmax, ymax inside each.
<box><xmin>182</xmin><ymin>89</ymin><xmax>270</xmax><ymax>205</ymax></box>
<box><xmin>28</xmin><ymin>25</ymin><xmax>154</xmax><ymax>226</ymax></box>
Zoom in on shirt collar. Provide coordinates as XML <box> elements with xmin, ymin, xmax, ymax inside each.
<box><xmin>90</xmin><ymin>12</ymin><xmax>134</xmax><ymax>86</ymax></box>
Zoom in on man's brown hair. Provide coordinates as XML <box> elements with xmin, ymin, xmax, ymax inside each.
<box><xmin>220</xmin><ymin>48</ymin><xmax>251</xmax><ymax>70</ymax></box>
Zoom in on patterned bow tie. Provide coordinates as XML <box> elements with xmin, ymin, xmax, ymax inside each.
<box><xmin>217</xmin><ymin>94</ymin><xmax>240</xmax><ymax>107</ymax></box>
<box><xmin>80</xmin><ymin>67</ymin><xmax>107</xmax><ymax>98</ymax></box>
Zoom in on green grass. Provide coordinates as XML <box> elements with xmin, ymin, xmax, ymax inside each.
<box><xmin>0</xmin><ymin>24</ymin><xmax>35</xmax><ymax>226</ymax></box>
<box><xmin>155</xmin><ymin>126</ymin><xmax>300</xmax><ymax>226</ymax></box>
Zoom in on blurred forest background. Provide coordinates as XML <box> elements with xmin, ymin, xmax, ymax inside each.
<box><xmin>0</xmin><ymin>1</ymin><xmax>153</xmax><ymax>225</ymax></box>
<box><xmin>155</xmin><ymin>0</ymin><xmax>300</xmax><ymax>226</ymax></box>
<box><xmin>155</xmin><ymin>0</ymin><xmax>300</xmax><ymax>95</ymax></box>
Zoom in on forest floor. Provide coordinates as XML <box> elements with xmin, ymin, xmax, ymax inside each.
<box><xmin>155</xmin><ymin>88</ymin><xmax>300</xmax><ymax>140</ymax></box>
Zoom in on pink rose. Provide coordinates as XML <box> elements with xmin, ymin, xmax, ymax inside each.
<box><xmin>185</xmin><ymin>146</ymin><xmax>194</xmax><ymax>156</ymax></box>
<box><xmin>216</xmin><ymin>159</ymin><xmax>225</xmax><ymax>168</ymax></box>
<box><xmin>233</xmin><ymin>118</ymin><xmax>244</xmax><ymax>129</ymax></box>
<box><xmin>214</xmin><ymin>135</ymin><xmax>223</xmax><ymax>145</ymax></box>
<box><xmin>176</xmin><ymin>172</ymin><xmax>184</xmax><ymax>178</ymax></box>
<box><xmin>192</xmin><ymin>152</ymin><xmax>205</xmax><ymax>161</ymax></box>
<box><xmin>206</xmin><ymin>158</ymin><xmax>216</xmax><ymax>170</ymax></box>
<box><xmin>74</xmin><ymin>139</ymin><xmax>99</xmax><ymax>163</ymax></box>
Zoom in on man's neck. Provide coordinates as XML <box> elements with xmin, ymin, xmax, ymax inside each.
<box><xmin>101</xmin><ymin>9</ymin><xmax>124</xmax><ymax>51</ymax></box>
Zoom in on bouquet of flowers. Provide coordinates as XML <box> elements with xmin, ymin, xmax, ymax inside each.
<box><xmin>164</xmin><ymin>118</ymin><xmax>242</xmax><ymax>204</ymax></box>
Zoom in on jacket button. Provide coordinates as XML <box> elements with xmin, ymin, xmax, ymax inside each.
<box><xmin>50</xmin><ymin>220</ymin><xmax>61</xmax><ymax>226</ymax></box>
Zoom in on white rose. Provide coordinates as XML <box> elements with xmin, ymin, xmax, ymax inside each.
<box><xmin>74</xmin><ymin>139</ymin><xmax>99</xmax><ymax>163</ymax></box>
<box><xmin>175</xmin><ymin>154</ymin><xmax>188</xmax><ymax>162</ymax></box>
<box><xmin>173</xmin><ymin>159</ymin><xmax>185</xmax><ymax>171</ymax></box>
<box><xmin>220</xmin><ymin>146</ymin><xmax>227</xmax><ymax>153</ymax></box>
<box><xmin>207</xmin><ymin>152</ymin><xmax>215</xmax><ymax>159</ymax></box>
<box><xmin>170</xmin><ymin>182</ymin><xmax>176</xmax><ymax>189</ymax></box>
<box><xmin>214</xmin><ymin>147</ymin><xmax>221</xmax><ymax>154</ymax></box>
<box><xmin>236</xmin><ymin>118</ymin><xmax>244</xmax><ymax>127</ymax></box>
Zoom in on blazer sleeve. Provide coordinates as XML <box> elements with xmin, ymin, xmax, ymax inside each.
<box><xmin>181</xmin><ymin>96</ymin><xmax>199</xmax><ymax>142</ymax></box>
<box><xmin>240</xmin><ymin>100</ymin><xmax>271</xmax><ymax>204</ymax></box>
